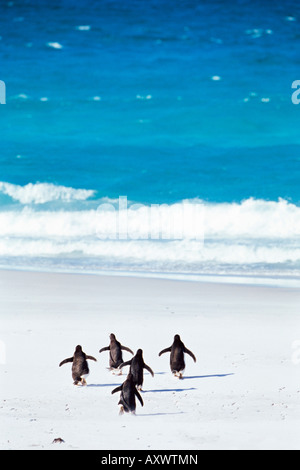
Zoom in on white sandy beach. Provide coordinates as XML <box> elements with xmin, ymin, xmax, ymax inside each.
<box><xmin>0</xmin><ymin>269</ymin><xmax>299</xmax><ymax>450</ymax></box>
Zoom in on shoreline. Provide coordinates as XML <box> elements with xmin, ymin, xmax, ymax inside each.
<box><xmin>0</xmin><ymin>264</ymin><xmax>299</xmax><ymax>289</ymax></box>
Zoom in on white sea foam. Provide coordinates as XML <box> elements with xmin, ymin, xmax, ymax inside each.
<box><xmin>12</xmin><ymin>93</ymin><xmax>29</xmax><ymax>100</ymax></box>
<box><xmin>0</xmin><ymin>182</ymin><xmax>95</xmax><ymax>204</ymax></box>
<box><xmin>245</xmin><ymin>29</ymin><xmax>272</xmax><ymax>38</ymax></box>
<box><xmin>0</xmin><ymin>195</ymin><xmax>299</xmax><ymax>276</ymax></box>
<box><xmin>75</xmin><ymin>25</ymin><xmax>91</xmax><ymax>31</ymax></box>
<box><xmin>136</xmin><ymin>94</ymin><xmax>152</xmax><ymax>100</ymax></box>
<box><xmin>46</xmin><ymin>42</ymin><xmax>63</xmax><ymax>49</ymax></box>
<box><xmin>202</xmin><ymin>198</ymin><xmax>300</xmax><ymax>239</ymax></box>
<box><xmin>0</xmin><ymin>236</ymin><xmax>298</xmax><ymax>266</ymax></box>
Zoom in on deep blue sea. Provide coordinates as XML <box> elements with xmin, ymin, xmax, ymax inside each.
<box><xmin>0</xmin><ymin>0</ymin><xmax>300</xmax><ymax>282</ymax></box>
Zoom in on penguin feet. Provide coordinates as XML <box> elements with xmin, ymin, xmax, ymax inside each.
<box><xmin>73</xmin><ymin>377</ymin><xmax>87</xmax><ymax>386</ymax></box>
<box><xmin>73</xmin><ymin>380</ymin><xmax>83</xmax><ymax>386</ymax></box>
<box><xmin>119</xmin><ymin>405</ymin><xmax>124</xmax><ymax>416</ymax></box>
<box><xmin>173</xmin><ymin>371</ymin><xmax>184</xmax><ymax>379</ymax></box>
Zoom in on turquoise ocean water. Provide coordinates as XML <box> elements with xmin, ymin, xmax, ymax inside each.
<box><xmin>0</xmin><ymin>0</ymin><xmax>300</xmax><ymax>282</ymax></box>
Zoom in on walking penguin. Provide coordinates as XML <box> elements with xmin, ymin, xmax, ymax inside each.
<box><xmin>99</xmin><ymin>333</ymin><xmax>134</xmax><ymax>374</ymax></box>
<box><xmin>111</xmin><ymin>373</ymin><xmax>144</xmax><ymax>415</ymax></box>
<box><xmin>158</xmin><ymin>334</ymin><xmax>196</xmax><ymax>379</ymax></box>
<box><xmin>119</xmin><ymin>349</ymin><xmax>154</xmax><ymax>390</ymax></box>
<box><xmin>59</xmin><ymin>345</ymin><xmax>97</xmax><ymax>385</ymax></box>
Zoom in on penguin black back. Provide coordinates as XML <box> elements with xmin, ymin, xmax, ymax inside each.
<box><xmin>59</xmin><ymin>345</ymin><xmax>97</xmax><ymax>385</ymax></box>
<box><xmin>119</xmin><ymin>349</ymin><xmax>154</xmax><ymax>390</ymax></box>
<box><xmin>111</xmin><ymin>373</ymin><xmax>144</xmax><ymax>414</ymax></box>
<box><xmin>99</xmin><ymin>333</ymin><xmax>134</xmax><ymax>370</ymax></box>
<box><xmin>159</xmin><ymin>334</ymin><xmax>196</xmax><ymax>378</ymax></box>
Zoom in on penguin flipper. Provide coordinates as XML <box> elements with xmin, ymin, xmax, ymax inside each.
<box><xmin>121</xmin><ymin>345</ymin><xmax>134</xmax><ymax>355</ymax></box>
<box><xmin>111</xmin><ymin>385</ymin><xmax>123</xmax><ymax>395</ymax></box>
<box><xmin>59</xmin><ymin>357</ymin><xmax>73</xmax><ymax>367</ymax></box>
<box><xmin>99</xmin><ymin>346</ymin><xmax>110</xmax><ymax>353</ymax></box>
<box><xmin>119</xmin><ymin>359</ymin><xmax>132</xmax><ymax>369</ymax></box>
<box><xmin>184</xmin><ymin>347</ymin><xmax>197</xmax><ymax>362</ymax></box>
<box><xmin>144</xmin><ymin>364</ymin><xmax>154</xmax><ymax>377</ymax></box>
<box><xmin>158</xmin><ymin>347</ymin><xmax>171</xmax><ymax>357</ymax></box>
<box><xmin>134</xmin><ymin>388</ymin><xmax>144</xmax><ymax>407</ymax></box>
<box><xmin>86</xmin><ymin>355</ymin><xmax>97</xmax><ymax>362</ymax></box>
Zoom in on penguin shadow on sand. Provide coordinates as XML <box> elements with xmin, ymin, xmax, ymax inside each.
<box><xmin>87</xmin><ymin>382</ymin><xmax>123</xmax><ymax>388</ymax></box>
<box><xmin>142</xmin><ymin>386</ymin><xmax>197</xmax><ymax>393</ymax></box>
<box><xmin>182</xmin><ymin>373</ymin><xmax>234</xmax><ymax>380</ymax></box>
<box><xmin>143</xmin><ymin>374</ymin><xmax>234</xmax><ymax>393</ymax></box>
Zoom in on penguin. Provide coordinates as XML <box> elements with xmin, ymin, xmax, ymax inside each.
<box><xmin>119</xmin><ymin>349</ymin><xmax>154</xmax><ymax>390</ymax></box>
<box><xmin>111</xmin><ymin>373</ymin><xmax>144</xmax><ymax>415</ymax></box>
<box><xmin>99</xmin><ymin>333</ymin><xmax>134</xmax><ymax>374</ymax></box>
<box><xmin>59</xmin><ymin>345</ymin><xmax>97</xmax><ymax>385</ymax></box>
<box><xmin>158</xmin><ymin>334</ymin><xmax>196</xmax><ymax>379</ymax></box>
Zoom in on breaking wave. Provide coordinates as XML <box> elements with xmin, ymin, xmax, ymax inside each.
<box><xmin>0</xmin><ymin>183</ymin><xmax>299</xmax><ymax>279</ymax></box>
<box><xmin>0</xmin><ymin>181</ymin><xmax>95</xmax><ymax>204</ymax></box>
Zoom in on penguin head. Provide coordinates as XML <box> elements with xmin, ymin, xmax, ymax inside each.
<box><xmin>136</xmin><ymin>349</ymin><xmax>143</xmax><ymax>356</ymax></box>
<box><xmin>75</xmin><ymin>345</ymin><xmax>82</xmax><ymax>352</ymax></box>
<box><xmin>174</xmin><ymin>334</ymin><xmax>181</xmax><ymax>341</ymax></box>
<box><xmin>109</xmin><ymin>333</ymin><xmax>116</xmax><ymax>340</ymax></box>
